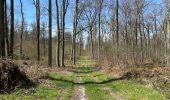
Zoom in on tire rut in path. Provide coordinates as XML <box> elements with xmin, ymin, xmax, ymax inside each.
<box><xmin>71</xmin><ymin>77</ymin><xmax>88</xmax><ymax>100</ymax></box>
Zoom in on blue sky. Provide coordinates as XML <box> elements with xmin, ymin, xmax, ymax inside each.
<box><xmin>7</xmin><ymin>0</ymin><xmax>74</xmax><ymax>36</ymax></box>
<box><xmin>6</xmin><ymin>0</ymin><xmax>165</xmax><ymax>36</ymax></box>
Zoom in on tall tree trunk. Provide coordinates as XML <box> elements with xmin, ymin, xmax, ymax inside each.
<box><xmin>61</xmin><ymin>0</ymin><xmax>66</xmax><ymax>67</ymax></box>
<box><xmin>125</xmin><ymin>13</ymin><xmax>128</xmax><ymax>61</ymax></box>
<box><xmin>72</xmin><ymin>0</ymin><xmax>79</xmax><ymax>65</ymax></box>
<box><xmin>98</xmin><ymin>0</ymin><xmax>102</xmax><ymax>60</ymax></box>
<box><xmin>19</xmin><ymin>0</ymin><xmax>24</xmax><ymax>59</ymax></box>
<box><xmin>4</xmin><ymin>0</ymin><xmax>9</xmax><ymax>57</ymax></box>
<box><xmin>139</xmin><ymin>15</ymin><xmax>143</xmax><ymax>63</ymax></box>
<box><xmin>147</xmin><ymin>25</ymin><xmax>151</xmax><ymax>58</ymax></box>
<box><xmin>79</xmin><ymin>36</ymin><xmax>82</xmax><ymax>56</ymax></box>
<box><xmin>90</xmin><ymin>26</ymin><xmax>94</xmax><ymax>59</ymax></box>
<box><xmin>36</xmin><ymin>0</ymin><xmax>40</xmax><ymax>61</ymax></box>
<box><xmin>56</xmin><ymin>0</ymin><xmax>60</xmax><ymax>67</ymax></box>
<box><xmin>61</xmin><ymin>0</ymin><xmax>69</xmax><ymax>67</ymax></box>
<box><xmin>42</xmin><ymin>23</ymin><xmax>46</xmax><ymax>56</ymax></box>
<box><xmin>167</xmin><ymin>0</ymin><xmax>170</xmax><ymax>67</ymax></box>
<box><xmin>48</xmin><ymin>0</ymin><xmax>52</xmax><ymax>66</ymax></box>
<box><xmin>9</xmin><ymin>0</ymin><xmax>14</xmax><ymax>59</ymax></box>
<box><xmin>116</xmin><ymin>0</ymin><xmax>119</xmax><ymax>59</ymax></box>
<box><xmin>154</xmin><ymin>15</ymin><xmax>158</xmax><ymax>60</ymax></box>
<box><xmin>0</xmin><ymin>0</ymin><xmax>5</xmax><ymax>57</ymax></box>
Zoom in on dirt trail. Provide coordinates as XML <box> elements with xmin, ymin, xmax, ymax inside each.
<box><xmin>71</xmin><ymin>77</ymin><xmax>88</xmax><ymax>100</ymax></box>
<box><xmin>71</xmin><ymin>85</ymin><xmax>88</xmax><ymax>100</ymax></box>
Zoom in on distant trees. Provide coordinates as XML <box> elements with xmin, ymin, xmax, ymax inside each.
<box><xmin>83</xmin><ymin>0</ymin><xmax>98</xmax><ymax>59</ymax></box>
<box><xmin>0</xmin><ymin>0</ymin><xmax>169</xmax><ymax>68</ymax></box>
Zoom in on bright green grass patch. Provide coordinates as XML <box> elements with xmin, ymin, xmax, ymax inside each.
<box><xmin>0</xmin><ymin>81</ymin><xmax>73</xmax><ymax>100</ymax></box>
<box><xmin>48</xmin><ymin>72</ymin><xmax>75</xmax><ymax>82</ymax></box>
<box><xmin>75</xmin><ymin>56</ymin><xmax>97</xmax><ymax>68</ymax></box>
<box><xmin>108</xmin><ymin>80</ymin><xmax>166</xmax><ymax>100</ymax></box>
<box><xmin>85</xmin><ymin>84</ymin><xmax>115</xmax><ymax>100</ymax></box>
<box><xmin>79</xmin><ymin>56</ymin><xmax>92</xmax><ymax>60</ymax></box>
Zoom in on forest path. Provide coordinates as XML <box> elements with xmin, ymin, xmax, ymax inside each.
<box><xmin>0</xmin><ymin>58</ymin><xmax>165</xmax><ymax>99</ymax></box>
<box><xmin>47</xmin><ymin>56</ymin><xmax>165</xmax><ymax>100</ymax></box>
<box><xmin>70</xmin><ymin>56</ymin><xmax>125</xmax><ymax>100</ymax></box>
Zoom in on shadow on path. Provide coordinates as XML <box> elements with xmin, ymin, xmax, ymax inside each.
<box><xmin>38</xmin><ymin>75</ymin><xmax>126</xmax><ymax>85</ymax></box>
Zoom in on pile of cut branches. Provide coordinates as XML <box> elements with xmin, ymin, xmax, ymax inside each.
<box><xmin>0</xmin><ymin>59</ymin><xmax>33</xmax><ymax>93</ymax></box>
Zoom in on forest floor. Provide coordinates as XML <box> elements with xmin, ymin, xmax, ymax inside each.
<box><xmin>0</xmin><ymin>56</ymin><xmax>168</xmax><ymax>100</ymax></box>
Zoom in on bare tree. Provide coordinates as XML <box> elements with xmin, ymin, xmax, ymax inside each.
<box><xmin>97</xmin><ymin>0</ymin><xmax>103</xmax><ymax>60</ymax></box>
<box><xmin>72</xmin><ymin>0</ymin><xmax>79</xmax><ymax>65</ymax></box>
<box><xmin>116</xmin><ymin>0</ymin><xmax>119</xmax><ymax>58</ymax></box>
<box><xmin>167</xmin><ymin>0</ymin><xmax>170</xmax><ymax>66</ymax></box>
<box><xmin>9</xmin><ymin>0</ymin><xmax>14</xmax><ymax>58</ymax></box>
<box><xmin>56</xmin><ymin>0</ymin><xmax>61</xmax><ymax>67</ymax></box>
<box><xmin>84</xmin><ymin>0</ymin><xmax>98</xmax><ymax>59</ymax></box>
<box><xmin>61</xmin><ymin>0</ymin><xmax>69</xmax><ymax>67</ymax></box>
<box><xmin>33</xmin><ymin>0</ymin><xmax>41</xmax><ymax>61</ymax></box>
<box><xmin>19</xmin><ymin>0</ymin><xmax>24</xmax><ymax>59</ymax></box>
<box><xmin>41</xmin><ymin>22</ymin><xmax>46</xmax><ymax>56</ymax></box>
<box><xmin>0</xmin><ymin>0</ymin><xmax>5</xmax><ymax>57</ymax></box>
<box><xmin>48</xmin><ymin>0</ymin><xmax>52</xmax><ymax>66</ymax></box>
<box><xmin>4</xmin><ymin>0</ymin><xmax>9</xmax><ymax>57</ymax></box>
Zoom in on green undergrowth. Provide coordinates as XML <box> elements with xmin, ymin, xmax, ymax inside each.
<box><xmin>107</xmin><ymin>80</ymin><xmax>166</xmax><ymax>100</ymax></box>
<box><xmin>48</xmin><ymin>70</ymin><xmax>116</xmax><ymax>84</ymax></box>
<box><xmin>85</xmin><ymin>84</ymin><xmax>114</xmax><ymax>100</ymax></box>
<box><xmin>0</xmin><ymin>76</ymin><xmax>73</xmax><ymax>100</ymax></box>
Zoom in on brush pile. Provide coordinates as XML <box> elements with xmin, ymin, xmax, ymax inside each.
<box><xmin>0</xmin><ymin>59</ymin><xmax>33</xmax><ymax>93</ymax></box>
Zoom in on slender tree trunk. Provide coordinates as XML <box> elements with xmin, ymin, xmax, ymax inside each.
<box><xmin>9</xmin><ymin>0</ymin><xmax>14</xmax><ymax>59</ymax></box>
<box><xmin>79</xmin><ymin>36</ymin><xmax>82</xmax><ymax>56</ymax></box>
<box><xmin>125</xmin><ymin>13</ymin><xmax>128</xmax><ymax>61</ymax></box>
<box><xmin>0</xmin><ymin>0</ymin><xmax>5</xmax><ymax>57</ymax></box>
<box><xmin>98</xmin><ymin>0</ymin><xmax>102</xmax><ymax>60</ymax></box>
<box><xmin>167</xmin><ymin>0</ymin><xmax>170</xmax><ymax>67</ymax></box>
<box><xmin>72</xmin><ymin>0</ymin><xmax>79</xmax><ymax>65</ymax></box>
<box><xmin>19</xmin><ymin>0</ymin><xmax>24</xmax><ymax>59</ymax></box>
<box><xmin>61</xmin><ymin>0</ymin><xmax>66</xmax><ymax>67</ymax></box>
<box><xmin>147</xmin><ymin>25</ymin><xmax>151</xmax><ymax>58</ymax></box>
<box><xmin>139</xmin><ymin>15</ymin><xmax>143</xmax><ymax>63</ymax></box>
<box><xmin>4</xmin><ymin>0</ymin><xmax>9</xmax><ymax>57</ymax></box>
<box><xmin>56</xmin><ymin>0</ymin><xmax>60</xmax><ymax>67</ymax></box>
<box><xmin>36</xmin><ymin>0</ymin><xmax>40</xmax><ymax>61</ymax></box>
<box><xmin>90</xmin><ymin>26</ymin><xmax>94</xmax><ymax>59</ymax></box>
<box><xmin>48</xmin><ymin>0</ymin><xmax>52</xmax><ymax>66</ymax></box>
<box><xmin>42</xmin><ymin>29</ymin><xmax>46</xmax><ymax>56</ymax></box>
<box><xmin>116</xmin><ymin>0</ymin><xmax>119</xmax><ymax>59</ymax></box>
<box><xmin>154</xmin><ymin>16</ymin><xmax>158</xmax><ymax>60</ymax></box>
<box><xmin>41</xmin><ymin>23</ymin><xmax>46</xmax><ymax>56</ymax></box>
